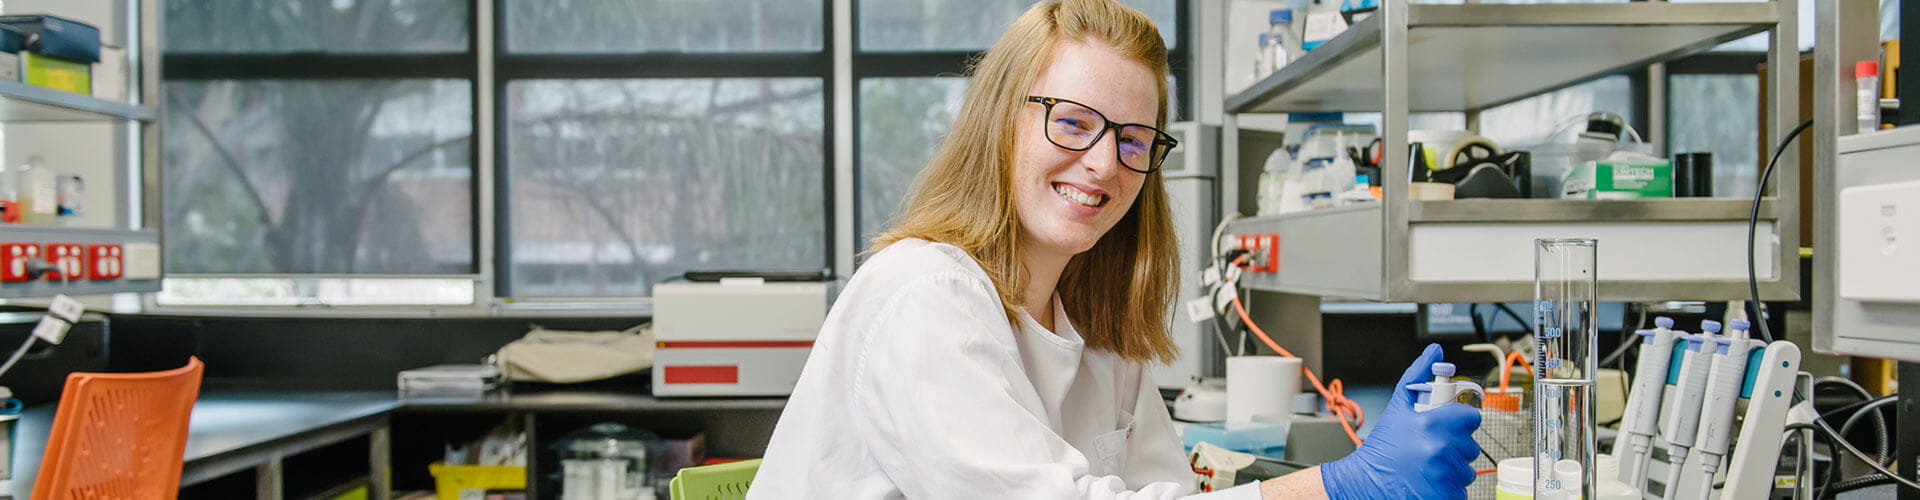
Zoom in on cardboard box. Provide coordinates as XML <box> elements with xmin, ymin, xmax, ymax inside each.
<box><xmin>22</xmin><ymin>52</ymin><xmax>87</xmax><ymax>94</ymax></box>
<box><xmin>91</xmin><ymin>45</ymin><xmax>124</xmax><ymax>101</ymax></box>
<box><xmin>0</xmin><ymin>52</ymin><xmax>19</xmax><ymax>82</ymax></box>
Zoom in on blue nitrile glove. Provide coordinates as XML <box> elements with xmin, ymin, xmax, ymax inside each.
<box><xmin>1320</xmin><ymin>343</ymin><xmax>1482</xmax><ymax>500</ymax></box>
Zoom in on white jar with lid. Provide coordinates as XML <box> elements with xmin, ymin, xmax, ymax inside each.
<box><xmin>1497</xmin><ymin>455</ymin><xmax>1642</xmax><ymax>500</ymax></box>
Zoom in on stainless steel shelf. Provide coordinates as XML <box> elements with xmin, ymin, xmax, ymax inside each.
<box><xmin>0</xmin><ymin>80</ymin><xmax>154</xmax><ymax>122</ymax></box>
<box><xmin>1226</xmin><ymin>2</ymin><xmax>1777</xmax><ymax>113</ymax></box>
<box><xmin>1407</xmin><ymin>198</ymin><xmax>1781</xmax><ymax>223</ymax></box>
<box><xmin>1226</xmin><ymin>197</ymin><xmax>1795</xmax><ymax>303</ymax></box>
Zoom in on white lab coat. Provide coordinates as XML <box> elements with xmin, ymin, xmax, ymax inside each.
<box><xmin>749</xmin><ymin>239</ymin><xmax>1260</xmax><ymax>500</ymax></box>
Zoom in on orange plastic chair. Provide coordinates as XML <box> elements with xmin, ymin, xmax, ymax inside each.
<box><xmin>31</xmin><ymin>357</ymin><xmax>204</xmax><ymax>500</ymax></box>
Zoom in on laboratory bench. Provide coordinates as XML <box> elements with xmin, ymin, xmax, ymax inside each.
<box><xmin>3</xmin><ymin>387</ymin><xmax>786</xmax><ymax>500</ymax></box>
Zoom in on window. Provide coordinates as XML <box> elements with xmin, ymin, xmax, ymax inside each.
<box><xmin>858</xmin><ymin>0</ymin><xmax>1176</xmax><ymax>51</ymax></box>
<box><xmin>507</xmin><ymin>0</ymin><xmax>823</xmax><ymax>53</ymax></box>
<box><xmin>161</xmin><ymin>1</ymin><xmax>477</xmax><ymax>279</ymax></box>
<box><xmin>158</xmin><ymin>1</ymin><xmax>1182</xmax><ymax>308</ymax></box>
<box><xmin>853</xmin><ymin>0</ymin><xmax>1187</xmax><ymax>247</ymax></box>
<box><xmin>1668</xmin><ymin>74</ymin><xmax>1760</xmax><ymax>198</ymax></box>
<box><xmin>856</xmin><ymin>77</ymin><xmax>967</xmax><ymax>244</ymax></box>
<box><xmin>503</xmin><ymin>78</ymin><xmax>826</xmax><ymax>296</ymax></box>
<box><xmin>496</xmin><ymin>1</ymin><xmax>832</xmax><ymax>298</ymax></box>
<box><xmin>1479</xmin><ymin>76</ymin><xmax>1635</xmax><ymax>149</ymax></box>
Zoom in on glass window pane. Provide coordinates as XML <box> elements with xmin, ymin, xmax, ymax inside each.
<box><xmin>858</xmin><ymin>0</ymin><xmax>1176</xmax><ymax>52</ymax></box>
<box><xmin>1665</xmin><ymin>0</ymin><xmax>1819</xmax><ymax>52</ymax></box>
<box><xmin>1668</xmin><ymin>74</ymin><xmax>1760</xmax><ymax>198</ymax></box>
<box><xmin>506</xmin><ymin>78</ymin><xmax>826</xmax><ymax>297</ymax></box>
<box><xmin>164</xmin><ymin>0</ymin><xmax>469</xmax><ymax>53</ymax></box>
<box><xmin>857</xmin><ymin>77</ymin><xmax>967</xmax><ymax>245</ymax></box>
<box><xmin>1479</xmin><ymin>76</ymin><xmax>1635</xmax><ymax>149</ymax></box>
<box><xmin>163</xmin><ymin>80</ymin><xmax>474</xmax><ymax>274</ymax></box>
<box><xmin>508</xmin><ymin>0</ymin><xmax>824</xmax><ymax>53</ymax></box>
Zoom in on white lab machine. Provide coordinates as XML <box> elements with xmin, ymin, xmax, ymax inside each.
<box><xmin>650</xmin><ymin>280</ymin><xmax>827</xmax><ymax>397</ymax></box>
<box><xmin>1821</xmin><ymin>126</ymin><xmax>1920</xmax><ymax>361</ymax></box>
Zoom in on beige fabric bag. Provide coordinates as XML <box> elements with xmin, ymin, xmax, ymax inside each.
<box><xmin>495</xmin><ymin>324</ymin><xmax>654</xmax><ymax>383</ymax></box>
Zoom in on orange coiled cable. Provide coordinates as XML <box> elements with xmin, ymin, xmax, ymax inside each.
<box><xmin>1500</xmin><ymin>350</ymin><xmax>1534</xmax><ymax>393</ymax></box>
<box><xmin>1228</xmin><ymin>291</ymin><xmax>1365</xmax><ymax>447</ymax></box>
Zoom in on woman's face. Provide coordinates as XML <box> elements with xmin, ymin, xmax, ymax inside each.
<box><xmin>1012</xmin><ymin>40</ymin><xmax>1159</xmax><ymax>262</ymax></box>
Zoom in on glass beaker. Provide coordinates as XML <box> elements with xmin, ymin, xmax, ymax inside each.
<box><xmin>1533</xmin><ymin>238</ymin><xmax>1598</xmax><ymax>500</ymax></box>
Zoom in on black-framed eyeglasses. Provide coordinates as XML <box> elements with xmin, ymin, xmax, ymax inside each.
<box><xmin>1025</xmin><ymin>96</ymin><xmax>1177</xmax><ymax>174</ymax></box>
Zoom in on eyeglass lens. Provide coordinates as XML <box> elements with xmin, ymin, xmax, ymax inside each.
<box><xmin>1043</xmin><ymin>100</ymin><xmax>1169</xmax><ymax>172</ymax></box>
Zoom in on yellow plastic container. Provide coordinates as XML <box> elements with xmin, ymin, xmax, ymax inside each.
<box><xmin>428</xmin><ymin>463</ymin><xmax>526</xmax><ymax>500</ymax></box>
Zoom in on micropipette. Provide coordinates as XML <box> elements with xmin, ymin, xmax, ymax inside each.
<box><xmin>1408</xmin><ymin>362</ymin><xmax>1484</xmax><ymax>412</ymax></box>
<box><xmin>1617</xmin><ymin>316</ymin><xmax>1679</xmax><ymax>489</ymax></box>
<box><xmin>1658</xmin><ymin>320</ymin><xmax>1720</xmax><ymax>498</ymax></box>
<box><xmin>1682</xmin><ymin>318</ymin><xmax>1764</xmax><ymax>500</ymax></box>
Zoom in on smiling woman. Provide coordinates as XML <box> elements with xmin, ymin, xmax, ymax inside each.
<box><xmin>750</xmin><ymin>1</ymin><xmax>1479</xmax><ymax>498</ymax></box>
<box><xmin>750</xmin><ymin>0</ymin><xmax>1211</xmax><ymax>497</ymax></box>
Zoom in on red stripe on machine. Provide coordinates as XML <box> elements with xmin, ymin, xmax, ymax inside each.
<box><xmin>663</xmin><ymin>365</ymin><xmax>739</xmax><ymax>384</ymax></box>
<box><xmin>657</xmin><ymin>341</ymin><xmax>815</xmax><ymax>349</ymax></box>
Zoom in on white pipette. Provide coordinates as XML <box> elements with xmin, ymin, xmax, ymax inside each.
<box><xmin>1658</xmin><ymin>320</ymin><xmax>1720</xmax><ymax>498</ymax></box>
<box><xmin>1617</xmin><ymin>316</ymin><xmax>1678</xmax><ymax>489</ymax></box>
<box><xmin>1408</xmin><ymin>362</ymin><xmax>1484</xmax><ymax>412</ymax></box>
<box><xmin>1682</xmin><ymin>318</ymin><xmax>1764</xmax><ymax>500</ymax></box>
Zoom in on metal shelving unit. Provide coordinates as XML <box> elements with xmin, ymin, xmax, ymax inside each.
<box><xmin>0</xmin><ymin>0</ymin><xmax>164</xmax><ymax>299</ymax></box>
<box><xmin>1222</xmin><ymin>0</ymin><xmax>1801</xmax><ymax>303</ymax></box>
<box><xmin>0</xmin><ymin>80</ymin><xmax>155</xmax><ymax>122</ymax></box>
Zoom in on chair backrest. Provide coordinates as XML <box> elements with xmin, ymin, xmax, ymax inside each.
<box><xmin>669</xmin><ymin>458</ymin><xmax>759</xmax><ymax>500</ymax></box>
<box><xmin>31</xmin><ymin>357</ymin><xmax>204</xmax><ymax>500</ymax></box>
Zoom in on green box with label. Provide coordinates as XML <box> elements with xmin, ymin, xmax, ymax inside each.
<box><xmin>1587</xmin><ymin>158</ymin><xmax>1673</xmax><ymax>199</ymax></box>
<box><xmin>21</xmin><ymin>52</ymin><xmax>88</xmax><ymax>94</ymax></box>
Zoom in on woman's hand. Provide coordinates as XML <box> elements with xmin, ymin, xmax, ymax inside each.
<box><xmin>1316</xmin><ymin>344</ymin><xmax>1482</xmax><ymax>500</ymax></box>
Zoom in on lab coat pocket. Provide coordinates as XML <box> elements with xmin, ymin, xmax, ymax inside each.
<box><xmin>1091</xmin><ymin>422</ymin><xmax>1134</xmax><ymax>476</ymax></box>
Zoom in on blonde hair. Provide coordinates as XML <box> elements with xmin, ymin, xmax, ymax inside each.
<box><xmin>871</xmin><ymin>0</ymin><xmax>1177</xmax><ymax>363</ymax></box>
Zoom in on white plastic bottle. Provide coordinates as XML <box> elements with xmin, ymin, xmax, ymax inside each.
<box><xmin>0</xmin><ymin>159</ymin><xmax>17</xmax><ymax>223</ymax></box>
<box><xmin>1255</xmin><ymin>33</ymin><xmax>1275</xmax><ymax>80</ymax></box>
<box><xmin>1268</xmin><ymin>9</ymin><xmax>1297</xmax><ymax>70</ymax></box>
<box><xmin>1857</xmin><ymin>60</ymin><xmax>1881</xmax><ymax>134</ymax></box>
<box><xmin>16</xmin><ymin>156</ymin><xmax>57</xmax><ymax>225</ymax></box>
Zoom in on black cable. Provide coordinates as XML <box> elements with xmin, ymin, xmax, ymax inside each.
<box><xmin>1839</xmin><ymin>396</ymin><xmax>1899</xmax><ymax>466</ymax></box>
<box><xmin>1822</xmin><ymin>474</ymin><xmax>1897</xmax><ymax>499</ymax></box>
<box><xmin>1816</xmin><ymin>376</ymin><xmax>1877</xmax><ymax>401</ymax></box>
<box><xmin>1749</xmin><ymin>119</ymin><xmax>1813</xmax><ymax>344</ymax></box>
<box><xmin>1469</xmin><ymin>303</ymin><xmax>1489</xmax><ymax>342</ymax></box>
<box><xmin>1821</xmin><ymin>395</ymin><xmax>1897</xmax><ymax>421</ymax></box>
<box><xmin>1786</xmin><ymin>422</ymin><xmax>1920</xmax><ymax>494</ymax></box>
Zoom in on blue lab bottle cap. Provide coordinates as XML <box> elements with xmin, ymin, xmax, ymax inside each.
<box><xmin>1655</xmin><ymin>316</ymin><xmax>1675</xmax><ymax>329</ymax></box>
<box><xmin>1432</xmin><ymin>362</ymin><xmax>1456</xmax><ymax>378</ymax></box>
<box><xmin>1271</xmin><ymin>9</ymin><xmax>1293</xmax><ymax>23</ymax></box>
<box><xmin>1700</xmin><ymin>320</ymin><xmax>1722</xmax><ymax>334</ymax></box>
<box><xmin>1635</xmin><ymin>329</ymin><xmax>1658</xmax><ymax>344</ymax></box>
<box><xmin>1729</xmin><ymin>318</ymin><xmax>1751</xmax><ymax>331</ymax></box>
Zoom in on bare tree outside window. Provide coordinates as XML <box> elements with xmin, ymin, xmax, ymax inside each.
<box><xmin>506</xmin><ymin>79</ymin><xmax>825</xmax><ymax>297</ymax></box>
<box><xmin>858</xmin><ymin>0</ymin><xmax>1174</xmax><ymax>51</ymax></box>
<box><xmin>508</xmin><ymin>0</ymin><xmax>823</xmax><ymax>53</ymax></box>
<box><xmin>162</xmin><ymin>0</ymin><xmax>475</xmax><ymax>277</ymax></box>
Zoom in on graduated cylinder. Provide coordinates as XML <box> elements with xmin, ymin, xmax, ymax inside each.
<box><xmin>1533</xmin><ymin>238</ymin><xmax>1598</xmax><ymax>500</ymax></box>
